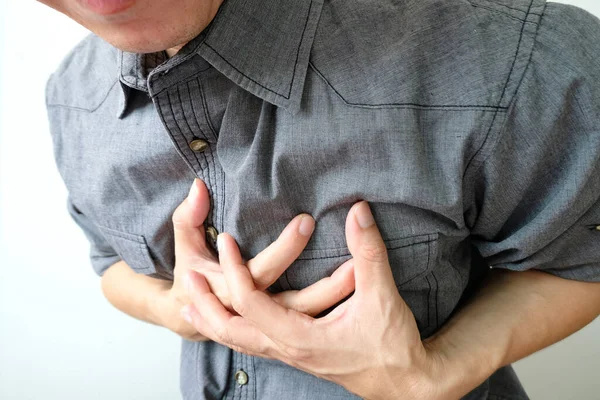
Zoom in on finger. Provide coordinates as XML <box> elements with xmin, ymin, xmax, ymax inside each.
<box><xmin>218</xmin><ymin>234</ymin><xmax>313</xmax><ymax>344</ymax></box>
<box><xmin>180</xmin><ymin>304</ymin><xmax>213</xmax><ymax>336</ymax></box>
<box><xmin>184</xmin><ymin>270</ymin><xmax>275</xmax><ymax>357</ymax></box>
<box><xmin>186</xmin><ymin>304</ymin><xmax>277</xmax><ymax>359</ymax></box>
<box><xmin>317</xmin><ymin>295</ymin><xmax>354</xmax><ymax>325</ymax></box>
<box><xmin>271</xmin><ymin>259</ymin><xmax>355</xmax><ymax>317</ymax></box>
<box><xmin>179</xmin><ymin>305</ymin><xmax>214</xmax><ymax>342</ymax></box>
<box><xmin>173</xmin><ymin>178</ymin><xmax>212</xmax><ymax>259</ymax></box>
<box><xmin>246</xmin><ymin>214</ymin><xmax>315</xmax><ymax>290</ymax></box>
<box><xmin>345</xmin><ymin>201</ymin><xmax>395</xmax><ymax>294</ymax></box>
<box><xmin>190</xmin><ymin>269</ymin><xmax>233</xmax><ymax>311</ymax></box>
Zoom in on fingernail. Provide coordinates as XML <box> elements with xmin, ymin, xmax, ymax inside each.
<box><xmin>355</xmin><ymin>202</ymin><xmax>375</xmax><ymax>229</ymax></box>
<box><xmin>180</xmin><ymin>306</ymin><xmax>193</xmax><ymax>324</ymax></box>
<box><xmin>298</xmin><ymin>215</ymin><xmax>315</xmax><ymax>236</ymax></box>
<box><xmin>216</xmin><ymin>234</ymin><xmax>224</xmax><ymax>252</ymax></box>
<box><xmin>188</xmin><ymin>178</ymin><xmax>199</xmax><ymax>200</ymax></box>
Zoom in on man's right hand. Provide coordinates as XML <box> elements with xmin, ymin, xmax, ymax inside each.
<box><xmin>154</xmin><ymin>179</ymin><xmax>355</xmax><ymax>342</ymax></box>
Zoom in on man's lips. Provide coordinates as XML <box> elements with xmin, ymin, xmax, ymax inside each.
<box><xmin>77</xmin><ymin>0</ymin><xmax>135</xmax><ymax>16</ymax></box>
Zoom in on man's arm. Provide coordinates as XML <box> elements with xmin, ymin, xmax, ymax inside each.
<box><xmin>100</xmin><ymin>259</ymin><xmax>210</xmax><ymax>342</ymax></box>
<box><xmin>99</xmin><ymin>179</ymin><xmax>357</xmax><ymax>342</ymax></box>
<box><xmin>180</xmin><ymin>201</ymin><xmax>600</xmax><ymax>400</ymax></box>
<box><xmin>101</xmin><ymin>260</ymin><xmax>170</xmax><ymax>326</ymax></box>
<box><xmin>424</xmin><ymin>269</ymin><xmax>600</xmax><ymax>399</ymax></box>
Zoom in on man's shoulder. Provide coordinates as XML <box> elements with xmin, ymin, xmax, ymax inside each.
<box><xmin>310</xmin><ymin>0</ymin><xmax>547</xmax><ymax>109</ymax></box>
<box><xmin>534</xmin><ymin>1</ymin><xmax>600</xmax><ymax>77</ymax></box>
<box><xmin>46</xmin><ymin>33</ymin><xmax>119</xmax><ymax>112</ymax></box>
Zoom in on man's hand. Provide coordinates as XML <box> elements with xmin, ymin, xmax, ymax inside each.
<box><xmin>181</xmin><ymin>201</ymin><xmax>438</xmax><ymax>399</ymax></box>
<box><xmin>155</xmin><ymin>179</ymin><xmax>356</xmax><ymax>342</ymax></box>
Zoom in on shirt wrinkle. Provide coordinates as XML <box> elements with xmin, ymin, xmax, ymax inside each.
<box><xmin>45</xmin><ymin>0</ymin><xmax>600</xmax><ymax>399</ymax></box>
<box><xmin>118</xmin><ymin>0</ymin><xmax>323</xmax><ymax>116</ymax></box>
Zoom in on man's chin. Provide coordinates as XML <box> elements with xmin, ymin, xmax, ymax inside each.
<box><xmin>94</xmin><ymin>27</ymin><xmax>196</xmax><ymax>55</ymax></box>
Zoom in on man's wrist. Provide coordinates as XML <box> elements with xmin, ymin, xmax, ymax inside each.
<box><xmin>369</xmin><ymin>340</ymin><xmax>462</xmax><ymax>400</ymax></box>
<box><xmin>145</xmin><ymin>278</ymin><xmax>173</xmax><ymax>327</ymax></box>
<box><xmin>421</xmin><ymin>330</ymin><xmax>503</xmax><ymax>400</ymax></box>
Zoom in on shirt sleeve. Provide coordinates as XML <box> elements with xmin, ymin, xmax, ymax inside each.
<box><xmin>468</xmin><ymin>3</ymin><xmax>600</xmax><ymax>282</ymax></box>
<box><xmin>66</xmin><ymin>197</ymin><xmax>122</xmax><ymax>276</ymax></box>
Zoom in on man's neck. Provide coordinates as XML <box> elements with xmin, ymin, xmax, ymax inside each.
<box><xmin>166</xmin><ymin>44</ymin><xmax>185</xmax><ymax>58</ymax></box>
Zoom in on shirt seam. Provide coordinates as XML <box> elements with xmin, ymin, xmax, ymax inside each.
<box><xmin>468</xmin><ymin>0</ymin><xmax>543</xmax><ymax>19</ymax></box>
<box><xmin>196</xmin><ymin>79</ymin><xmax>219</xmax><ymax>141</ymax></box>
<box><xmin>155</xmin><ymin>95</ymin><xmax>199</xmax><ymax>176</ymax></box>
<box><xmin>431</xmin><ymin>268</ymin><xmax>440</xmax><ymax>327</ymax></box>
<box><xmin>176</xmin><ymin>86</ymin><xmax>213</xmax><ymax>186</ymax></box>
<box><xmin>46</xmin><ymin>80</ymin><xmax>118</xmax><ymax>113</ymax></box>
<box><xmin>298</xmin><ymin>235</ymin><xmax>436</xmax><ymax>260</ymax></box>
<box><xmin>468</xmin><ymin>2</ymin><xmax>540</xmax><ymax>24</ymax></box>
<box><xmin>201</xmin><ymin>0</ymin><xmax>315</xmax><ymax>100</ymax></box>
<box><xmin>462</xmin><ymin>0</ymin><xmax>544</xmax><ymax>179</ymax></box>
<box><xmin>309</xmin><ymin>63</ymin><xmax>508</xmax><ymax>112</ymax></box>
<box><xmin>182</xmin><ymin>82</ymin><xmax>219</xmax><ymax>228</ymax></box>
<box><xmin>146</xmin><ymin>65</ymin><xmax>213</xmax><ymax>98</ymax></box>
<box><xmin>120</xmin><ymin>52</ymin><xmax>147</xmax><ymax>92</ymax></box>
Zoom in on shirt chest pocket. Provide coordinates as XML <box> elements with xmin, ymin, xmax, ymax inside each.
<box><xmin>282</xmin><ymin>233</ymin><xmax>439</xmax><ymax>336</ymax></box>
<box><xmin>97</xmin><ymin>225</ymin><xmax>158</xmax><ymax>275</ymax></box>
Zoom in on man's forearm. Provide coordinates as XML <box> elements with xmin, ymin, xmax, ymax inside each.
<box><xmin>101</xmin><ymin>261</ymin><xmax>171</xmax><ymax>326</ymax></box>
<box><xmin>423</xmin><ymin>269</ymin><xmax>600</xmax><ymax>399</ymax></box>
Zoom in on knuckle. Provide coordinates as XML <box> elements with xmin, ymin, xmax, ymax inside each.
<box><xmin>254</xmin><ymin>274</ymin><xmax>274</xmax><ymax>291</ymax></box>
<box><xmin>336</xmin><ymin>285</ymin><xmax>349</xmax><ymax>301</ymax></box>
<box><xmin>171</xmin><ymin>206</ymin><xmax>186</xmax><ymax>229</ymax></box>
<box><xmin>282</xmin><ymin>344</ymin><xmax>312</xmax><ymax>362</ymax></box>
<box><xmin>255</xmin><ymin>341</ymin><xmax>270</xmax><ymax>357</ymax></box>
<box><xmin>359</xmin><ymin>241</ymin><xmax>388</xmax><ymax>262</ymax></box>
<box><xmin>219</xmin><ymin>294</ymin><xmax>232</xmax><ymax>311</ymax></box>
<box><xmin>249</xmin><ymin>273</ymin><xmax>269</xmax><ymax>291</ymax></box>
<box><xmin>215</xmin><ymin>325</ymin><xmax>232</xmax><ymax>344</ymax></box>
<box><xmin>247</xmin><ymin>261</ymin><xmax>275</xmax><ymax>290</ymax></box>
<box><xmin>341</xmin><ymin>276</ymin><xmax>355</xmax><ymax>295</ymax></box>
<box><xmin>290</xmin><ymin>299</ymin><xmax>310</xmax><ymax>315</ymax></box>
<box><xmin>230</xmin><ymin>296</ymin><xmax>247</xmax><ymax>316</ymax></box>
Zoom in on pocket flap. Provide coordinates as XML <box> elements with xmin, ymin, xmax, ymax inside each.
<box><xmin>97</xmin><ymin>225</ymin><xmax>157</xmax><ymax>275</ymax></box>
<box><xmin>287</xmin><ymin>233</ymin><xmax>438</xmax><ymax>290</ymax></box>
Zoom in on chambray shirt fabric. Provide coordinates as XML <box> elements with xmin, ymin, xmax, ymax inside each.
<box><xmin>46</xmin><ymin>0</ymin><xmax>600</xmax><ymax>399</ymax></box>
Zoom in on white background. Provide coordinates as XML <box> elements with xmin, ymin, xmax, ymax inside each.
<box><xmin>0</xmin><ymin>1</ymin><xmax>599</xmax><ymax>399</ymax></box>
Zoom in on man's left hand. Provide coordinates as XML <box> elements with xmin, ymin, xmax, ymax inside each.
<box><xmin>181</xmin><ymin>201</ymin><xmax>442</xmax><ymax>400</ymax></box>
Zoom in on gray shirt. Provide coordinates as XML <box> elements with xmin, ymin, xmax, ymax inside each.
<box><xmin>46</xmin><ymin>0</ymin><xmax>600</xmax><ymax>398</ymax></box>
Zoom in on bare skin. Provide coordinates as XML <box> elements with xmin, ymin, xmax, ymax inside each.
<box><xmin>37</xmin><ymin>0</ymin><xmax>224</xmax><ymax>54</ymax></box>
<box><xmin>101</xmin><ymin>179</ymin><xmax>356</xmax><ymax>342</ymax></box>
<box><xmin>35</xmin><ymin>1</ymin><xmax>600</xmax><ymax>397</ymax></box>
<box><xmin>183</xmin><ymin>203</ymin><xmax>600</xmax><ymax>399</ymax></box>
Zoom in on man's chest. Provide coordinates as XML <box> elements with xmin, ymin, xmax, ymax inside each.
<box><xmin>55</xmin><ymin>65</ymin><xmax>492</xmax><ymax>335</ymax></box>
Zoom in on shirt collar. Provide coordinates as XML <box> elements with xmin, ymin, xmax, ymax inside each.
<box><xmin>118</xmin><ymin>0</ymin><xmax>324</xmax><ymax>117</ymax></box>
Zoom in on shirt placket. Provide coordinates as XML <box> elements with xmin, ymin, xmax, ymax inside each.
<box><xmin>224</xmin><ymin>349</ymin><xmax>256</xmax><ymax>400</ymax></box>
<box><xmin>148</xmin><ymin>60</ymin><xmax>256</xmax><ymax>400</ymax></box>
<box><xmin>148</xmin><ymin>69</ymin><xmax>223</xmax><ymax>248</ymax></box>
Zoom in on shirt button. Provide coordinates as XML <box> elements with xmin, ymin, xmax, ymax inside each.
<box><xmin>596</xmin><ymin>225</ymin><xmax>600</xmax><ymax>231</ymax></box>
<box><xmin>189</xmin><ymin>139</ymin><xmax>209</xmax><ymax>152</ymax></box>
<box><xmin>235</xmin><ymin>370</ymin><xmax>248</xmax><ymax>386</ymax></box>
<box><xmin>206</xmin><ymin>226</ymin><xmax>219</xmax><ymax>243</ymax></box>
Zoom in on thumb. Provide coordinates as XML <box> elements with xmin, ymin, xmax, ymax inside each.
<box><xmin>345</xmin><ymin>201</ymin><xmax>395</xmax><ymax>294</ymax></box>
<box><xmin>173</xmin><ymin>178</ymin><xmax>212</xmax><ymax>261</ymax></box>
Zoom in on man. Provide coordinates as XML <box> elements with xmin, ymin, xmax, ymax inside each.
<box><xmin>40</xmin><ymin>0</ymin><xmax>600</xmax><ymax>398</ymax></box>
